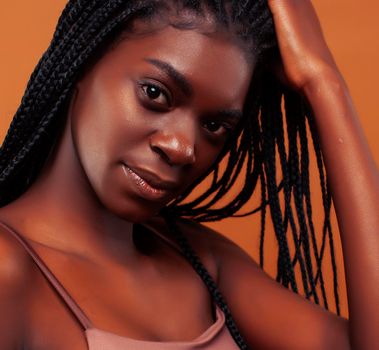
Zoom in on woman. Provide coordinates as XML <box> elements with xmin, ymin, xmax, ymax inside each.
<box><xmin>0</xmin><ymin>0</ymin><xmax>378</xmax><ymax>349</ymax></box>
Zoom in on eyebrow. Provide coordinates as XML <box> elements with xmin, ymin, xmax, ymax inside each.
<box><xmin>144</xmin><ymin>58</ymin><xmax>193</xmax><ymax>97</ymax></box>
<box><xmin>217</xmin><ymin>109</ymin><xmax>243</xmax><ymax>122</ymax></box>
<box><xmin>143</xmin><ymin>57</ymin><xmax>244</xmax><ymax>121</ymax></box>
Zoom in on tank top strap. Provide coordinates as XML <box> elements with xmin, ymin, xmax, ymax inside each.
<box><xmin>0</xmin><ymin>220</ymin><xmax>93</xmax><ymax>331</ymax></box>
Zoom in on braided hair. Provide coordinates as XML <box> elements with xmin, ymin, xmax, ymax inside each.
<box><xmin>0</xmin><ymin>1</ymin><xmax>340</xmax><ymax>348</ymax></box>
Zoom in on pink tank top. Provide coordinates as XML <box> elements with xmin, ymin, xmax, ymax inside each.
<box><xmin>0</xmin><ymin>221</ymin><xmax>240</xmax><ymax>350</ymax></box>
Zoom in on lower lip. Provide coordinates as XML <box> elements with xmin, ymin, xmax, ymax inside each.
<box><xmin>122</xmin><ymin>164</ymin><xmax>170</xmax><ymax>201</ymax></box>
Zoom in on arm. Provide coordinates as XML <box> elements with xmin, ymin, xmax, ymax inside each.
<box><xmin>302</xmin><ymin>41</ymin><xmax>379</xmax><ymax>350</ymax></box>
<box><xmin>268</xmin><ymin>1</ymin><xmax>379</xmax><ymax>348</ymax></box>
<box><xmin>302</xmin><ymin>65</ymin><xmax>379</xmax><ymax>349</ymax></box>
<box><xmin>218</xmin><ymin>1</ymin><xmax>378</xmax><ymax>349</ymax></box>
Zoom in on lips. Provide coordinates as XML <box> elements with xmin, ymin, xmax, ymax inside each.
<box><xmin>121</xmin><ymin>163</ymin><xmax>179</xmax><ymax>200</ymax></box>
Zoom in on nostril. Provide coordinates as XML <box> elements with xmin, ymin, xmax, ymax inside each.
<box><xmin>151</xmin><ymin>144</ymin><xmax>173</xmax><ymax>165</ymax></box>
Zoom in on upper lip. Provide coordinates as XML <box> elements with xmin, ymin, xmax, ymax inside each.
<box><xmin>124</xmin><ymin>164</ymin><xmax>180</xmax><ymax>191</ymax></box>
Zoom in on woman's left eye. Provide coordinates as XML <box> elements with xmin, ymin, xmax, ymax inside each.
<box><xmin>203</xmin><ymin>121</ymin><xmax>233</xmax><ymax>136</ymax></box>
<box><xmin>140</xmin><ymin>83</ymin><xmax>170</xmax><ymax>107</ymax></box>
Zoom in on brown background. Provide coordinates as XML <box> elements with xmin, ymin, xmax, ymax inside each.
<box><xmin>1</xmin><ymin>1</ymin><xmax>378</xmax><ymax>317</ymax></box>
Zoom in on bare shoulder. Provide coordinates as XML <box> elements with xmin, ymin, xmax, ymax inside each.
<box><xmin>0</xmin><ymin>216</ymin><xmax>32</xmax><ymax>347</ymax></box>
<box><xmin>0</xmin><ymin>223</ymin><xmax>32</xmax><ymax>287</ymax></box>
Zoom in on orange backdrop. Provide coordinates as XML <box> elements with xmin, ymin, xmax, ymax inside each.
<box><xmin>1</xmin><ymin>1</ymin><xmax>378</xmax><ymax>317</ymax></box>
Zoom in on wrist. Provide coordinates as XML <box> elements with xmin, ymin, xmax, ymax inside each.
<box><xmin>302</xmin><ymin>66</ymin><xmax>347</xmax><ymax>101</ymax></box>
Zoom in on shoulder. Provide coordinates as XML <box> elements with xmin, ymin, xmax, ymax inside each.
<box><xmin>0</xmin><ymin>216</ymin><xmax>32</xmax><ymax>346</ymax></box>
<box><xmin>0</xmin><ymin>220</ymin><xmax>34</xmax><ymax>294</ymax></box>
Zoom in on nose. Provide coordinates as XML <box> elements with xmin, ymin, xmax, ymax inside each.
<box><xmin>149</xmin><ymin>127</ymin><xmax>196</xmax><ymax>167</ymax></box>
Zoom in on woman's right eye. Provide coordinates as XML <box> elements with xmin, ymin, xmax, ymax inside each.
<box><xmin>140</xmin><ymin>83</ymin><xmax>171</xmax><ymax>108</ymax></box>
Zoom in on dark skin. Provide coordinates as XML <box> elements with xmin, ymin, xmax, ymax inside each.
<box><xmin>0</xmin><ymin>1</ymin><xmax>378</xmax><ymax>349</ymax></box>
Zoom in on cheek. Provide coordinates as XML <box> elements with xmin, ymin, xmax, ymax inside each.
<box><xmin>73</xmin><ymin>82</ymin><xmax>147</xmax><ymax>169</ymax></box>
<box><xmin>71</xmin><ymin>98</ymin><xmax>115</xmax><ymax>186</ymax></box>
<box><xmin>70</xmin><ymin>83</ymin><xmax>172</xmax><ymax>218</ymax></box>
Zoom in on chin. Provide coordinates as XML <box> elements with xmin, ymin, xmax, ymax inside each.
<box><xmin>100</xmin><ymin>193</ymin><xmax>165</xmax><ymax>223</ymax></box>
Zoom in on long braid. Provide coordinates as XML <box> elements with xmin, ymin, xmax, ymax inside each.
<box><xmin>298</xmin><ymin>101</ymin><xmax>329</xmax><ymax>309</ymax></box>
<box><xmin>259</xmin><ymin>158</ymin><xmax>267</xmax><ymax>268</ymax></box>
<box><xmin>307</xmin><ymin>109</ymin><xmax>341</xmax><ymax>315</ymax></box>
<box><xmin>273</xmin><ymin>85</ymin><xmax>311</xmax><ymax>296</ymax></box>
<box><xmin>284</xmin><ymin>89</ymin><xmax>319</xmax><ymax>302</ymax></box>
<box><xmin>260</xmin><ymin>77</ymin><xmax>297</xmax><ymax>291</ymax></box>
<box><xmin>0</xmin><ymin>2</ymin><xmax>102</xmax><ymax>168</ymax></box>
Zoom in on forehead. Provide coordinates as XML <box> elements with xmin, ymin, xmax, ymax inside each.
<box><xmin>93</xmin><ymin>26</ymin><xmax>253</xmax><ymax>106</ymax></box>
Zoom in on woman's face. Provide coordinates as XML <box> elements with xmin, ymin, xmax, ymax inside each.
<box><xmin>69</xmin><ymin>25</ymin><xmax>253</xmax><ymax>222</ymax></box>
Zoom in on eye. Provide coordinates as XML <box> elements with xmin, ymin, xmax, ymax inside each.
<box><xmin>202</xmin><ymin>120</ymin><xmax>233</xmax><ymax>137</ymax></box>
<box><xmin>140</xmin><ymin>82</ymin><xmax>171</xmax><ymax>107</ymax></box>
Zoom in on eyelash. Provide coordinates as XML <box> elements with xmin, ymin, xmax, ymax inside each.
<box><xmin>202</xmin><ymin>120</ymin><xmax>234</xmax><ymax>137</ymax></box>
<box><xmin>139</xmin><ymin>82</ymin><xmax>171</xmax><ymax>108</ymax></box>
<box><xmin>138</xmin><ymin>81</ymin><xmax>234</xmax><ymax>137</ymax></box>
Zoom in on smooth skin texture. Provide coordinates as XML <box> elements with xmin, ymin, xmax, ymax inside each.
<box><xmin>0</xmin><ymin>1</ymin><xmax>378</xmax><ymax>349</ymax></box>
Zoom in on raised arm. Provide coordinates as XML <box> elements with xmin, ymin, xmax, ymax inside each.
<box><xmin>268</xmin><ymin>0</ymin><xmax>379</xmax><ymax>348</ymax></box>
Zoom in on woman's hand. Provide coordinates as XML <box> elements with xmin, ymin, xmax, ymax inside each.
<box><xmin>267</xmin><ymin>0</ymin><xmax>340</xmax><ymax>92</ymax></box>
